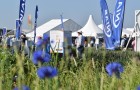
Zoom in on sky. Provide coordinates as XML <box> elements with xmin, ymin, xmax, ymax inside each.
<box><xmin>0</xmin><ymin>0</ymin><xmax>140</xmax><ymax>30</ymax></box>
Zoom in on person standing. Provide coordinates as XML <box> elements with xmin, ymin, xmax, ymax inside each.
<box><xmin>76</xmin><ymin>31</ymin><xmax>85</xmax><ymax>59</ymax></box>
<box><xmin>6</xmin><ymin>36</ymin><xmax>11</xmax><ymax>49</ymax></box>
<box><xmin>131</xmin><ymin>37</ymin><xmax>135</xmax><ymax>51</ymax></box>
<box><xmin>120</xmin><ymin>34</ymin><xmax>128</xmax><ymax>48</ymax></box>
<box><xmin>90</xmin><ymin>37</ymin><xmax>95</xmax><ymax>47</ymax></box>
<box><xmin>95</xmin><ymin>37</ymin><xmax>99</xmax><ymax>50</ymax></box>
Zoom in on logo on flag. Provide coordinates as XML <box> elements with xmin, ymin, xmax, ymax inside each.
<box><xmin>113</xmin><ymin>2</ymin><xmax>124</xmax><ymax>28</ymax></box>
<box><xmin>104</xmin><ymin>10</ymin><xmax>112</xmax><ymax>37</ymax></box>
<box><xmin>19</xmin><ymin>0</ymin><xmax>26</xmax><ymax>23</ymax></box>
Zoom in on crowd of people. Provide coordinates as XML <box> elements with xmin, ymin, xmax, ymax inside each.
<box><xmin>73</xmin><ymin>32</ymin><xmax>136</xmax><ymax>59</ymax></box>
<box><xmin>73</xmin><ymin>31</ymin><xmax>104</xmax><ymax>59</ymax></box>
<box><xmin>120</xmin><ymin>34</ymin><xmax>136</xmax><ymax>50</ymax></box>
<box><xmin>0</xmin><ymin>32</ymin><xmax>136</xmax><ymax>59</ymax></box>
<box><xmin>0</xmin><ymin>34</ymin><xmax>33</xmax><ymax>56</ymax></box>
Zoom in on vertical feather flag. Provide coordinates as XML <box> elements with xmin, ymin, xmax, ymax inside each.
<box><xmin>19</xmin><ymin>0</ymin><xmax>26</xmax><ymax>24</ymax></box>
<box><xmin>34</xmin><ymin>5</ymin><xmax>38</xmax><ymax>44</ymax></box>
<box><xmin>3</xmin><ymin>28</ymin><xmax>7</xmax><ymax>37</ymax></box>
<box><xmin>112</xmin><ymin>0</ymin><xmax>126</xmax><ymax>47</ymax></box>
<box><xmin>100</xmin><ymin>0</ymin><xmax>115</xmax><ymax>50</ymax></box>
<box><xmin>17</xmin><ymin>0</ymin><xmax>26</xmax><ymax>39</ymax></box>
<box><xmin>60</xmin><ymin>15</ymin><xmax>64</xmax><ymax>30</ymax></box>
<box><xmin>16</xmin><ymin>20</ymin><xmax>20</xmax><ymax>39</ymax></box>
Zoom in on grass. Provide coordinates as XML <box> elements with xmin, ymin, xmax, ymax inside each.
<box><xmin>0</xmin><ymin>47</ymin><xmax>140</xmax><ymax>90</ymax></box>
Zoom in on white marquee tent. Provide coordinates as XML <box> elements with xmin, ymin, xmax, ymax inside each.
<box><xmin>98</xmin><ymin>24</ymin><xmax>135</xmax><ymax>37</ymax></box>
<box><xmin>72</xmin><ymin>15</ymin><xmax>103</xmax><ymax>37</ymax></box>
<box><xmin>26</xmin><ymin>19</ymin><xmax>82</xmax><ymax>37</ymax></box>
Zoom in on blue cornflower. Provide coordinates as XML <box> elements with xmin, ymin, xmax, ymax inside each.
<box><xmin>106</xmin><ymin>62</ymin><xmax>124</xmax><ymax>78</ymax></box>
<box><xmin>43</xmin><ymin>34</ymin><xmax>49</xmax><ymax>41</ymax></box>
<box><xmin>36</xmin><ymin>39</ymin><xmax>43</xmax><ymax>47</ymax></box>
<box><xmin>32</xmin><ymin>50</ymin><xmax>51</xmax><ymax>65</ymax></box>
<box><xmin>137</xmin><ymin>85</ymin><xmax>140</xmax><ymax>90</ymax></box>
<box><xmin>37</xmin><ymin>66</ymin><xmax>58</xmax><ymax>79</ymax></box>
<box><xmin>50</xmin><ymin>40</ymin><xmax>55</xmax><ymax>43</ymax></box>
<box><xmin>13</xmin><ymin>85</ymin><xmax>30</xmax><ymax>90</ymax></box>
<box><xmin>43</xmin><ymin>53</ymin><xmax>51</xmax><ymax>62</ymax></box>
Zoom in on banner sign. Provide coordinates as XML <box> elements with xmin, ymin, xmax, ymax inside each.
<box><xmin>19</xmin><ymin>0</ymin><xmax>26</xmax><ymax>24</ymax></box>
<box><xmin>100</xmin><ymin>0</ymin><xmax>115</xmax><ymax>50</ymax></box>
<box><xmin>50</xmin><ymin>30</ymin><xmax>64</xmax><ymax>53</ymax></box>
<box><xmin>3</xmin><ymin>27</ymin><xmax>7</xmax><ymax>36</ymax></box>
<box><xmin>112</xmin><ymin>0</ymin><xmax>126</xmax><ymax>46</ymax></box>
<box><xmin>16</xmin><ymin>19</ymin><xmax>20</xmax><ymax>39</ymax></box>
<box><xmin>17</xmin><ymin>0</ymin><xmax>26</xmax><ymax>39</ymax></box>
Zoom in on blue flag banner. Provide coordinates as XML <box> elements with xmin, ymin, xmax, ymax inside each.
<box><xmin>100</xmin><ymin>0</ymin><xmax>115</xmax><ymax>50</ymax></box>
<box><xmin>35</xmin><ymin>5</ymin><xmax>38</xmax><ymax>20</ymax></box>
<box><xmin>3</xmin><ymin>28</ymin><xmax>7</xmax><ymax>36</ymax></box>
<box><xmin>34</xmin><ymin>5</ymin><xmax>38</xmax><ymax>44</ymax></box>
<box><xmin>19</xmin><ymin>0</ymin><xmax>26</xmax><ymax>24</ymax></box>
<box><xmin>18</xmin><ymin>0</ymin><xmax>26</xmax><ymax>39</ymax></box>
<box><xmin>112</xmin><ymin>0</ymin><xmax>126</xmax><ymax>47</ymax></box>
<box><xmin>60</xmin><ymin>15</ymin><xmax>64</xmax><ymax>30</ymax></box>
<box><xmin>16</xmin><ymin>20</ymin><xmax>20</xmax><ymax>39</ymax></box>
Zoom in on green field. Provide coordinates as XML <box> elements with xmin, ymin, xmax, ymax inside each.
<box><xmin>0</xmin><ymin>47</ymin><xmax>140</xmax><ymax>90</ymax></box>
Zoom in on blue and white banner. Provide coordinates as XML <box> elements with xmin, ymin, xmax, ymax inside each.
<box><xmin>34</xmin><ymin>5</ymin><xmax>38</xmax><ymax>43</ymax></box>
<box><xmin>112</xmin><ymin>0</ymin><xmax>126</xmax><ymax>46</ymax></box>
<box><xmin>17</xmin><ymin>0</ymin><xmax>26</xmax><ymax>39</ymax></box>
<box><xmin>16</xmin><ymin>20</ymin><xmax>20</xmax><ymax>39</ymax></box>
<box><xmin>19</xmin><ymin>0</ymin><xmax>26</xmax><ymax>24</ymax></box>
<box><xmin>60</xmin><ymin>15</ymin><xmax>64</xmax><ymax>30</ymax></box>
<box><xmin>100</xmin><ymin>0</ymin><xmax>115</xmax><ymax>50</ymax></box>
<box><xmin>3</xmin><ymin>27</ymin><xmax>7</xmax><ymax>36</ymax></box>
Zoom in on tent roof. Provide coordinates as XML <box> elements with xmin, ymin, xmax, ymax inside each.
<box><xmin>122</xmin><ymin>28</ymin><xmax>136</xmax><ymax>37</ymax></box>
<box><xmin>72</xmin><ymin>15</ymin><xmax>103</xmax><ymax>37</ymax></box>
<box><xmin>7</xmin><ymin>29</ymin><xmax>32</xmax><ymax>35</ymax></box>
<box><xmin>26</xmin><ymin>19</ymin><xmax>82</xmax><ymax>37</ymax></box>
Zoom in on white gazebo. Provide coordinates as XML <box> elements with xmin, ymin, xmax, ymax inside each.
<box><xmin>72</xmin><ymin>15</ymin><xmax>103</xmax><ymax>38</ymax></box>
<box><xmin>26</xmin><ymin>19</ymin><xmax>82</xmax><ymax>37</ymax></box>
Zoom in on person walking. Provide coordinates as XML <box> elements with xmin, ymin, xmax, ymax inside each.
<box><xmin>76</xmin><ymin>31</ymin><xmax>85</xmax><ymax>59</ymax></box>
<box><xmin>120</xmin><ymin>34</ymin><xmax>128</xmax><ymax>48</ymax></box>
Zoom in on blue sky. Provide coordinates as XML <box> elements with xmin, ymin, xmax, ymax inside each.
<box><xmin>0</xmin><ymin>0</ymin><xmax>140</xmax><ymax>29</ymax></box>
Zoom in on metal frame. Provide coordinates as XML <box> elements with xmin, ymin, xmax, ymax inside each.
<box><xmin>135</xmin><ymin>10</ymin><xmax>140</xmax><ymax>51</ymax></box>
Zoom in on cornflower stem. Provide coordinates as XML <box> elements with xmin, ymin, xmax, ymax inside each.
<box><xmin>109</xmin><ymin>75</ymin><xmax>116</xmax><ymax>90</ymax></box>
<box><xmin>35</xmin><ymin>62</ymin><xmax>42</xmax><ymax>90</ymax></box>
<box><xmin>100</xmin><ymin>66</ymin><xmax>104</xmax><ymax>90</ymax></box>
<box><xmin>0</xmin><ymin>50</ymin><xmax>5</xmax><ymax>90</ymax></box>
<box><xmin>15</xmin><ymin>47</ymin><xmax>25</xmax><ymax>89</ymax></box>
